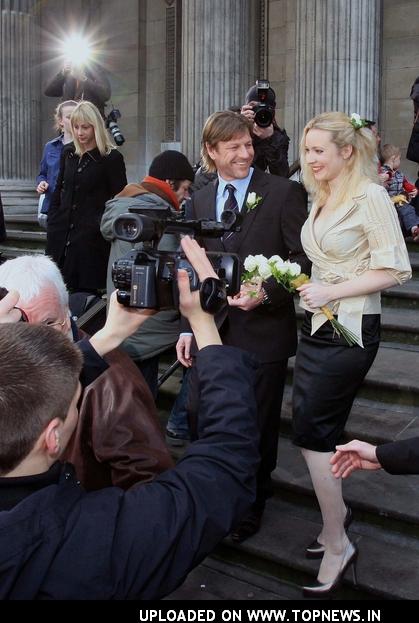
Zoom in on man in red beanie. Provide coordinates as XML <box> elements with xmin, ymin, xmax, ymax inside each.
<box><xmin>101</xmin><ymin>150</ymin><xmax>195</xmax><ymax>396</ymax></box>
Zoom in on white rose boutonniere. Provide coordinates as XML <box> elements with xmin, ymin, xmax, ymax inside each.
<box><xmin>245</xmin><ymin>192</ymin><xmax>263</xmax><ymax>212</ymax></box>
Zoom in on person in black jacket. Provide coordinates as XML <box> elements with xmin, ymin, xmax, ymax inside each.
<box><xmin>241</xmin><ymin>82</ymin><xmax>290</xmax><ymax>177</ymax></box>
<box><xmin>331</xmin><ymin>438</ymin><xmax>419</xmax><ymax>477</ymax></box>
<box><xmin>0</xmin><ymin>236</ymin><xmax>260</xmax><ymax>601</ymax></box>
<box><xmin>46</xmin><ymin>100</ymin><xmax>127</xmax><ymax>293</ymax></box>
<box><xmin>44</xmin><ymin>60</ymin><xmax>111</xmax><ymax>118</ymax></box>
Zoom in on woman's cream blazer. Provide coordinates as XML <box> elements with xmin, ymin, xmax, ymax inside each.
<box><xmin>300</xmin><ymin>181</ymin><xmax>412</xmax><ymax>347</ymax></box>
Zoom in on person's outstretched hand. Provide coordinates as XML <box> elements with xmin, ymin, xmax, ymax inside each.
<box><xmin>89</xmin><ymin>291</ymin><xmax>156</xmax><ymax>357</ymax></box>
<box><xmin>330</xmin><ymin>440</ymin><xmax>382</xmax><ymax>479</ymax></box>
<box><xmin>0</xmin><ymin>290</ymin><xmax>24</xmax><ymax>323</ymax></box>
<box><xmin>178</xmin><ymin>236</ymin><xmax>221</xmax><ymax>350</ymax></box>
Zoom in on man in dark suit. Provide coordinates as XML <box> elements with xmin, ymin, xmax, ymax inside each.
<box><xmin>176</xmin><ymin>110</ymin><xmax>310</xmax><ymax>542</ymax></box>
<box><xmin>331</xmin><ymin>438</ymin><xmax>419</xmax><ymax>477</ymax></box>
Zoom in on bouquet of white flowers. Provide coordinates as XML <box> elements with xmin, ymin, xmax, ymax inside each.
<box><xmin>242</xmin><ymin>254</ymin><xmax>357</xmax><ymax>346</ymax></box>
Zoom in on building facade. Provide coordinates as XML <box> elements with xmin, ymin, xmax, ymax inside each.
<box><xmin>1</xmin><ymin>0</ymin><xmax>418</xmax><ymax>194</ymax></box>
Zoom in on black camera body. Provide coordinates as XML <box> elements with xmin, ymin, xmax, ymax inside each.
<box><xmin>105</xmin><ymin>108</ymin><xmax>125</xmax><ymax>146</ymax></box>
<box><xmin>253</xmin><ymin>79</ymin><xmax>275</xmax><ymax>128</ymax></box>
<box><xmin>111</xmin><ymin>204</ymin><xmax>242</xmax><ymax>310</ymax></box>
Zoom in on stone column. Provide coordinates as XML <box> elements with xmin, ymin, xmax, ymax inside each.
<box><xmin>181</xmin><ymin>0</ymin><xmax>259</xmax><ymax>164</ymax></box>
<box><xmin>0</xmin><ymin>0</ymin><xmax>40</xmax><ymax>182</ymax></box>
<box><xmin>293</xmin><ymin>0</ymin><xmax>382</xmax><ymax>147</ymax></box>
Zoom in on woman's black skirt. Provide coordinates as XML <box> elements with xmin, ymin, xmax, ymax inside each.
<box><xmin>292</xmin><ymin>312</ymin><xmax>380</xmax><ymax>452</ymax></box>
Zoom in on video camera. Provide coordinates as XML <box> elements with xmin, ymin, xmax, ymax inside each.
<box><xmin>111</xmin><ymin>203</ymin><xmax>242</xmax><ymax>312</ymax></box>
<box><xmin>105</xmin><ymin>108</ymin><xmax>125</xmax><ymax>146</ymax></box>
<box><xmin>252</xmin><ymin>79</ymin><xmax>275</xmax><ymax>128</ymax></box>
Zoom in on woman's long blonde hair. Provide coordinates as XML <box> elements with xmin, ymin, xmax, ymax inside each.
<box><xmin>71</xmin><ymin>101</ymin><xmax>115</xmax><ymax>157</ymax></box>
<box><xmin>300</xmin><ymin>111</ymin><xmax>379</xmax><ymax>209</ymax></box>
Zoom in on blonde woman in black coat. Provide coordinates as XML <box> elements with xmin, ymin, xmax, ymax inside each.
<box><xmin>46</xmin><ymin>101</ymin><xmax>127</xmax><ymax>293</ymax></box>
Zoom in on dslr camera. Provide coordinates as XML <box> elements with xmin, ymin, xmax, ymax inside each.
<box><xmin>252</xmin><ymin>79</ymin><xmax>275</xmax><ymax>128</ymax></box>
<box><xmin>105</xmin><ymin>108</ymin><xmax>125</xmax><ymax>146</ymax></box>
<box><xmin>111</xmin><ymin>202</ymin><xmax>242</xmax><ymax>312</ymax></box>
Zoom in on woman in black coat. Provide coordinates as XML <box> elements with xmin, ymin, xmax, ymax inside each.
<box><xmin>46</xmin><ymin>101</ymin><xmax>127</xmax><ymax>293</ymax></box>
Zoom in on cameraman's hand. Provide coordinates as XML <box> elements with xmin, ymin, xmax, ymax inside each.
<box><xmin>0</xmin><ymin>290</ymin><xmax>23</xmax><ymax>323</ymax></box>
<box><xmin>240</xmin><ymin>103</ymin><xmax>255</xmax><ymax>122</ymax></box>
<box><xmin>253</xmin><ymin>124</ymin><xmax>274</xmax><ymax>139</ymax></box>
<box><xmin>178</xmin><ymin>236</ymin><xmax>221</xmax><ymax>351</ymax></box>
<box><xmin>62</xmin><ymin>61</ymin><xmax>72</xmax><ymax>75</ymax></box>
<box><xmin>176</xmin><ymin>334</ymin><xmax>193</xmax><ymax>367</ymax></box>
<box><xmin>89</xmin><ymin>291</ymin><xmax>156</xmax><ymax>357</ymax></box>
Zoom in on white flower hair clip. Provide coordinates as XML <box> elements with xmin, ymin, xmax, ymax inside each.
<box><xmin>350</xmin><ymin>112</ymin><xmax>368</xmax><ymax>130</ymax></box>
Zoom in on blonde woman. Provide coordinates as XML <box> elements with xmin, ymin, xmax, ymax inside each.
<box><xmin>46</xmin><ymin>101</ymin><xmax>126</xmax><ymax>293</ymax></box>
<box><xmin>293</xmin><ymin>111</ymin><xmax>411</xmax><ymax>597</ymax></box>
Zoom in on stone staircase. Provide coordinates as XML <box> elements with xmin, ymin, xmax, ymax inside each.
<box><xmin>159</xmin><ymin>243</ymin><xmax>419</xmax><ymax>601</ymax></box>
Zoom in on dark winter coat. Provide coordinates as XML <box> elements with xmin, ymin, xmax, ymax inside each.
<box><xmin>44</xmin><ymin>65</ymin><xmax>111</xmax><ymax>117</ymax></box>
<box><xmin>46</xmin><ymin>144</ymin><xmax>126</xmax><ymax>291</ymax></box>
<box><xmin>0</xmin><ymin>345</ymin><xmax>259</xmax><ymax>600</ymax></box>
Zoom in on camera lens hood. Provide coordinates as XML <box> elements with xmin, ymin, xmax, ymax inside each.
<box><xmin>199</xmin><ymin>277</ymin><xmax>227</xmax><ymax>314</ymax></box>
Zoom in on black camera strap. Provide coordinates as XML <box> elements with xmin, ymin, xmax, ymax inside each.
<box><xmin>199</xmin><ymin>278</ymin><xmax>227</xmax><ymax>314</ymax></box>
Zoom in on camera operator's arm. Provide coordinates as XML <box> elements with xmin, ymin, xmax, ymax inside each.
<box><xmin>0</xmin><ymin>290</ymin><xmax>23</xmax><ymax>323</ymax></box>
<box><xmin>83</xmin><ymin>66</ymin><xmax>111</xmax><ymax>104</ymax></box>
<box><xmin>44</xmin><ymin>69</ymin><xmax>67</xmax><ymax>97</ymax></box>
<box><xmin>177</xmin><ymin>236</ymin><xmax>221</xmax><ymax>350</ymax></box>
<box><xmin>89</xmin><ymin>291</ymin><xmax>156</xmax><ymax>358</ymax></box>
<box><xmin>78</xmin><ymin>291</ymin><xmax>156</xmax><ymax>388</ymax></box>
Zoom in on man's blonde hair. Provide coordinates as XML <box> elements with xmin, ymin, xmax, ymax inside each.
<box><xmin>300</xmin><ymin>111</ymin><xmax>379</xmax><ymax>209</ymax></box>
<box><xmin>201</xmin><ymin>111</ymin><xmax>253</xmax><ymax>173</ymax></box>
<box><xmin>71</xmin><ymin>101</ymin><xmax>115</xmax><ymax>157</ymax></box>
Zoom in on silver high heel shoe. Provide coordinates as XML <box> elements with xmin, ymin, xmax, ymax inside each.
<box><xmin>306</xmin><ymin>506</ymin><xmax>353</xmax><ymax>559</ymax></box>
<box><xmin>303</xmin><ymin>541</ymin><xmax>358</xmax><ymax>598</ymax></box>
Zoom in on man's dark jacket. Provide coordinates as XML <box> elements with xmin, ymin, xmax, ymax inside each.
<box><xmin>377</xmin><ymin>438</ymin><xmax>419</xmax><ymax>475</ymax></box>
<box><xmin>189</xmin><ymin>167</ymin><xmax>310</xmax><ymax>362</ymax></box>
<box><xmin>44</xmin><ymin>65</ymin><xmax>111</xmax><ymax>117</ymax></box>
<box><xmin>0</xmin><ymin>346</ymin><xmax>259</xmax><ymax>600</ymax></box>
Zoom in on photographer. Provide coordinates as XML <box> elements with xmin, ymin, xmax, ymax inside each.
<box><xmin>0</xmin><ymin>236</ymin><xmax>259</xmax><ymax>600</ymax></box>
<box><xmin>241</xmin><ymin>81</ymin><xmax>290</xmax><ymax>178</ymax></box>
<box><xmin>44</xmin><ymin>60</ymin><xmax>111</xmax><ymax>118</ymax></box>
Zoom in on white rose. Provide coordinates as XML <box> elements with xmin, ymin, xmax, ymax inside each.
<box><xmin>274</xmin><ymin>259</ymin><xmax>288</xmax><ymax>273</ymax></box>
<box><xmin>254</xmin><ymin>254</ymin><xmax>268</xmax><ymax>267</ymax></box>
<box><xmin>258</xmin><ymin>261</ymin><xmax>272</xmax><ymax>280</ymax></box>
<box><xmin>269</xmin><ymin>255</ymin><xmax>283</xmax><ymax>264</ymax></box>
<box><xmin>244</xmin><ymin>255</ymin><xmax>258</xmax><ymax>272</ymax></box>
<box><xmin>247</xmin><ymin>192</ymin><xmax>257</xmax><ymax>206</ymax></box>
<box><xmin>287</xmin><ymin>262</ymin><xmax>301</xmax><ymax>276</ymax></box>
